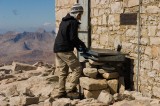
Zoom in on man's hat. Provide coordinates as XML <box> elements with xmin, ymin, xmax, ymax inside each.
<box><xmin>70</xmin><ymin>3</ymin><xmax>83</xmax><ymax>14</ymax></box>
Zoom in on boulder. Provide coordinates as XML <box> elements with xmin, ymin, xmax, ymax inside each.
<box><xmin>0</xmin><ymin>65</ymin><xmax>12</xmax><ymax>74</ymax></box>
<box><xmin>108</xmin><ymin>79</ymin><xmax>118</xmax><ymax>94</ymax></box>
<box><xmin>83</xmin><ymin>68</ymin><xmax>98</xmax><ymax>78</ymax></box>
<box><xmin>83</xmin><ymin>88</ymin><xmax>110</xmax><ymax>99</ymax></box>
<box><xmin>102</xmin><ymin>72</ymin><xmax>119</xmax><ymax>79</ymax></box>
<box><xmin>97</xmin><ymin>90</ymin><xmax>113</xmax><ymax>105</ymax></box>
<box><xmin>45</xmin><ymin>75</ymin><xmax>59</xmax><ymax>82</ymax></box>
<box><xmin>9</xmin><ymin>96</ymin><xmax>39</xmax><ymax>106</ymax></box>
<box><xmin>0</xmin><ymin>74</ymin><xmax>15</xmax><ymax>81</ymax></box>
<box><xmin>77</xmin><ymin>98</ymin><xmax>107</xmax><ymax>106</ymax></box>
<box><xmin>52</xmin><ymin>98</ymin><xmax>71</xmax><ymax>106</ymax></box>
<box><xmin>22</xmin><ymin>96</ymin><xmax>39</xmax><ymax>105</ymax></box>
<box><xmin>33</xmin><ymin>61</ymin><xmax>44</xmax><ymax>67</ymax></box>
<box><xmin>88</xmin><ymin>59</ymin><xmax>105</xmax><ymax>65</ymax></box>
<box><xmin>12</xmin><ymin>62</ymin><xmax>37</xmax><ymax>72</ymax></box>
<box><xmin>98</xmin><ymin>69</ymin><xmax>116</xmax><ymax>74</ymax></box>
<box><xmin>80</xmin><ymin>77</ymin><xmax>108</xmax><ymax>90</ymax></box>
<box><xmin>118</xmin><ymin>77</ymin><xmax>125</xmax><ymax>93</ymax></box>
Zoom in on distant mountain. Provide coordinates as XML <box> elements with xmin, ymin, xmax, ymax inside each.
<box><xmin>0</xmin><ymin>30</ymin><xmax>56</xmax><ymax>64</ymax></box>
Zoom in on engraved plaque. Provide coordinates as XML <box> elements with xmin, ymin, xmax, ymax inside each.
<box><xmin>120</xmin><ymin>13</ymin><xmax>137</xmax><ymax>25</ymax></box>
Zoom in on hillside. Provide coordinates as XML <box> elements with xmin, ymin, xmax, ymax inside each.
<box><xmin>0</xmin><ymin>30</ymin><xmax>56</xmax><ymax>64</ymax></box>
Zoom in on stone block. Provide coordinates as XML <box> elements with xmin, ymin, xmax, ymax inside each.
<box><xmin>97</xmin><ymin>90</ymin><xmax>113</xmax><ymax>105</ymax></box>
<box><xmin>141</xmin><ymin>38</ymin><xmax>149</xmax><ymax>45</ymax></box>
<box><xmin>111</xmin><ymin>2</ymin><xmax>123</xmax><ymax>13</ymax></box>
<box><xmin>9</xmin><ymin>96</ymin><xmax>39</xmax><ymax>106</ymax></box>
<box><xmin>102</xmin><ymin>14</ymin><xmax>107</xmax><ymax>25</ymax></box>
<box><xmin>52</xmin><ymin>98</ymin><xmax>71</xmax><ymax>106</ymax></box>
<box><xmin>118</xmin><ymin>77</ymin><xmax>125</xmax><ymax>94</ymax></box>
<box><xmin>9</xmin><ymin>96</ymin><xmax>22</xmax><ymax>106</ymax></box>
<box><xmin>88</xmin><ymin>59</ymin><xmax>105</xmax><ymax>65</ymax></box>
<box><xmin>83</xmin><ymin>68</ymin><xmax>98</xmax><ymax>78</ymax></box>
<box><xmin>148</xmin><ymin>26</ymin><xmax>157</xmax><ymax>36</ymax></box>
<box><xmin>108</xmin><ymin>79</ymin><xmax>118</xmax><ymax>94</ymax></box>
<box><xmin>144</xmin><ymin>46</ymin><xmax>151</xmax><ymax>56</ymax></box>
<box><xmin>102</xmin><ymin>72</ymin><xmax>119</xmax><ymax>80</ymax></box>
<box><xmin>85</xmin><ymin>62</ymin><xmax>93</xmax><ymax>68</ymax></box>
<box><xmin>153</xmin><ymin>60</ymin><xmax>160</xmax><ymax>70</ymax></box>
<box><xmin>80</xmin><ymin>77</ymin><xmax>108</xmax><ymax>90</ymax></box>
<box><xmin>83</xmin><ymin>89</ymin><xmax>110</xmax><ymax>99</ymax></box>
<box><xmin>22</xmin><ymin>97</ymin><xmax>39</xmax><ymax>105</ymax></box>
<box><xmin>127</xmin><ymin>0</ymin><xmax>139</xmax><ymax>7</ymax></box>
<box><xmin>46</xmin><ymin>75</ymin><xmax>59</xmax><ymax>82</ymax></box>
<box><xmin>12</xmin><ymin>62</ymin><xmax>37</xmax><ymax>72</ymax></box>
<box><xmin>0</xmin><ymin>65</ymin><xmax>12</xmax><ymax>74</ymax></box>
<box><xmin>108</xmin><ymin>15</ymin><xmax>120</xmax><ymax>25</ymax></box>
<box><xmin>126</xmin><ymin>29</ymin><xmax>136</xmax><ymax>37</ymax></box>
<box><xmin>0</xmin><ymin>100</ymin><xmax>8</xmax><ymax>106</ymax></box>
<box><xmin>44</xmin><ymin>99</ymin><xmax>52</xmax><ymax>106</ymax></box>
<box><xmin>91</xmin><ymin>18</ymin><xmax>98</xmax><ymax>25</ymax></box>
<box><xmin>146</xmin><ymin>6</ymin><xmax>160</xmax><ymax>13</ymax></box>
<box><xmin>150</xmin><ymin>37</ymin><xmax>160</xmax><ymax>45</ymax></box>
<box><xmin>98</xmin><ymin>68</ymin><xmax>116</xmax><ymax>74</ymax></box>
<box><xmin>100</xmin><ymin>34</ymin><xmax>108</xmax><ymax>46</ymax></box>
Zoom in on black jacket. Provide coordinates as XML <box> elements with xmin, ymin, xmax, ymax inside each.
<box><xmin>54</xmin><ymin>13</ymin><xmax>87</xmax><ymax>53</ymax></box>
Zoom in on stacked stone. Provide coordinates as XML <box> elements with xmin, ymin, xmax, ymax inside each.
<box><xmin>80</xmin><ymin>60</ymin><xmax>125</xmax><ymax>99</ymax></box>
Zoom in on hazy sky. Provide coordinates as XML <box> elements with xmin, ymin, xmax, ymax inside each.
<box><xmin>0</xmin><ymin>0</ymin><xmax>55</xmax><ymax>34</ymax></box>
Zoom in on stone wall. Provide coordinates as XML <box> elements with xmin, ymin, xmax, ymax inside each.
<box><xmin>56</xmin><ymin>0</ymin><xmax>160</xmax><ymax>98</ymax></box>
<box><xmin>90</xmin><ymin>0</ymin><xmax>160</xmax><ymax>98</ymax></box>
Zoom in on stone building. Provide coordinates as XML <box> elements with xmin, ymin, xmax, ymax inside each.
<box><xmin>55</xmin><ymin>0</ymin><xmax>160</xmax><ymax>98</ymax></box>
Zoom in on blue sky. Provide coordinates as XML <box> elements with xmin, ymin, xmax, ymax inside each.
<box><xmin>0</xmin><ymin>0</ymin><xmax>55</xmax><ymax>34</ymax></box>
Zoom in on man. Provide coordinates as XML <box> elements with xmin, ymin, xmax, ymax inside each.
<box><xmin>53</xmin><ymin>3</ymin><xmax>87</xmax><ymax>98</ymax></box>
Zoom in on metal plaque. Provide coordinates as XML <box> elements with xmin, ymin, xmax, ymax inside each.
<box><xmin>120</xmin><ymin>13</ymin><xmax>137</xmax><ymax>25</ymax></box>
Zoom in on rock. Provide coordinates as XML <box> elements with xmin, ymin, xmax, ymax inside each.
<box><xmin>113</xmin><ymin>93</ymin><xmax>135</xmax><ymax>102</ymax></box>
<box><xmin>127</xmin><ymin>0</ymin><xmax>139</xmax><ymax>7</ymax></box>
<box><xmin>45</xmin><ymin>75</ymin><xmax>59</xmax><ymax>82</ymax></box>
<box><xmin>111</xmin><ymin>2</ymin><xmax>123</xmax><ymax>13</ymax></box>
<box><xmin>83</xmin><ymin>89</ymin><xmax>110</xmax><ymax>99</ymax></box>
<box><xmin>4</xmin><ymin>84</ymin><xmax>19</xmax><ymax>97</ymax></box>
<box><xmin>107</xmin><ymin>79</ymin><xmax>118</xmax><ymax>94</ymax></box>
<box><xmin>0</xmin><ymin>65</ymin><xmax>12</xmax><ymax>74</ymax></box>
<box><xmin>98</xmin><ymin>68</ymin><xmax>116</xmax><ymax>74</ymax></box>
<box><xmin>12</xmin><ymin>62</ymin><xmax>37</xmax><ymax>72</ymax></box>
<box><xmin>77</xmin><ymin>98</ymin><xmax>107</xmax><ymax>106</ymax></box>
<box><xmin>28</xmin><ymin>102</ymin><xmax>44</xmax><ymax>106</ymax></box>
<box><xmin>33</xmin><ymin>61</ymin><xmax>44</xmax><ymax>67</ymax></box>
<box><xmin>83</xmin><ymin>68</ymin><xmax>98</xmax><ymax>78</ymax></box>
<box><xmin>23</xmin><ymin>88</ymin><xmax>35</xmax><ymax>97</ymax></box>
<box><xmin>9</xmin><ymin>96</ymin><xmax>22</xmax><ymax>106</ymax></box>
<box><xmin>118</xmin><ymin>77</ymin><xmax>125</xmax><ymax>94</ymax></box>
<box><xmin>44</xmin><ymin>99</ymin><xmax>52</xmax><ymax>106</ymax></box>
<box><xmin>71</xmin><ymin>99</ymin><xmax>80</xmax><ymax>106</ymax></box>
<box><xmin>80</xmin><ymin>77</ymin><xmax>108</xmax><ymax>90</ymax></box>
<box><xmin>88</xmin><ymin>59</ymin><xmax>105</xmax><ymax>65</ymax></box>
<box><xmin>9</xmin><ymin>96</ymin><xmax>39</xmax><ymax>106</ymax></box>
<box><xmin>52</xmin><ymin>98</ymin><xmax>71</xmax><ymax>106</ymax></box>
<box><xmin>97</xmin><ymin>90</ymin><xmax>113</xmax><ymax>105</ymax></box>
<box><xmin>0</xmin><ymin>74</ymin><xmax>15</xmax><ymax>81</ymax></box>
<box><xmin>102</xmin><ymin>72</ymin><xmax>119</xmax><ymax>79</ymax></box>
<box><xmin>85</xmin><ymin>62</ymin><xmax>92</xmax><ymax>68</ymax></box>
<box><xmin>146</xmin><ymin>6</ymin><xmax>160</xmax><ymax>13</ymax></box>
<box><xmin>22</xmin><ymin>96</ymin><xmax>39</xmax><ymax>105</ymax></box>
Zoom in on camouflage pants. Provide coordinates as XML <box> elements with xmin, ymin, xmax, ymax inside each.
<box><xmin>56</xmin><ymin>51</ymin><xmax>82</xmax><ymax>93</ymax></box>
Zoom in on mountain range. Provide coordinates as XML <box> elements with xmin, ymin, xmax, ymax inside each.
<box><xmin>0</xmin><ymin>29</ymin><xmax>56</xmax><ymax>64</ymax></box>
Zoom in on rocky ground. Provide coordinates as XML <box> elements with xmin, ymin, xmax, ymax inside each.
<box><xmin>0</xmin><ymin>62</ymin><xmax>160</xmax><ymax>106</ymax></box>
